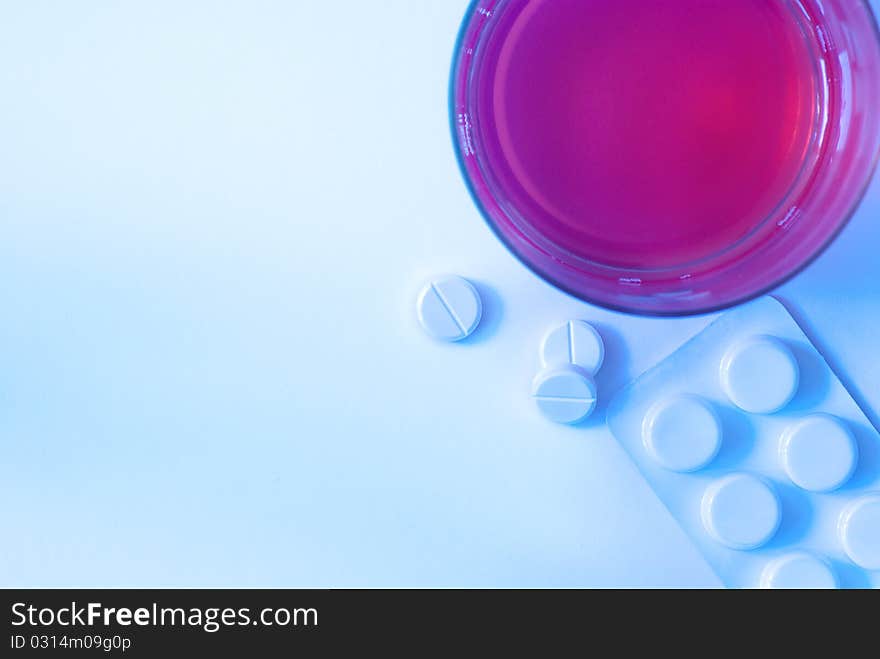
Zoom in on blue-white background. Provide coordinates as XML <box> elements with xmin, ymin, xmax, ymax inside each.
<box><xmin>1</xmin><ymin>1</ymin><xmax>877</xmax><ymax>587</ymax></box>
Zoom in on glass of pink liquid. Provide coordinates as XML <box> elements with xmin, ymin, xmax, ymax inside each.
<box><xmin>451</xmin><ymin>0</ymin><xmax>880</xmax><ymax>315</ymax></box>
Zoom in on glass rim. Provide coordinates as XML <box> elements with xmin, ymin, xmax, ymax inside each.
<box><xmin>448</xmin><ymin>0</ymin><xmax>880</xmax><ymax>317</ymax></box>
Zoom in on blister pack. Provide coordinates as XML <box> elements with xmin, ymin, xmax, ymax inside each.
<box><xmin>607</xmin><ymin>297</ymin><xmax>880</xmax><ymax>588</ymax></box>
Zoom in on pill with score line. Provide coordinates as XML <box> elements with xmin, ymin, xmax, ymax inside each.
<box><xmin>541</xmin><ymin>320</ymin><xmax>605</xmax><ymax>374</ymax></box>
<box><xmin>532</xmin><ymin>365</ymin><xmax>597</xmax><ymax>425</ymax></box>
<box><xmin>417</xmin><ymin>275</ymin><xmax>483</xmax><ymax>342</ymax></box>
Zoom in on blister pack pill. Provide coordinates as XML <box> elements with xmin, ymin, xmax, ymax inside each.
<box><xmin>607</xmin><ymin>297</ymin><xmax>880</xmax><ymax>589</ymax></box>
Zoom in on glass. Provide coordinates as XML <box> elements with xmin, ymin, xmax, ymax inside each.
<box><xmin>451</xmin><ymin>0</ymin><xmax>880</xmax><ymax>316</ymax></box>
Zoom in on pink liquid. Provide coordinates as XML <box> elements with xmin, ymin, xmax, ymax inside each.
<box><xmin>471</xmin><ymin>0</ymin><xmax>820</xmax><ymax>269</ymax></box>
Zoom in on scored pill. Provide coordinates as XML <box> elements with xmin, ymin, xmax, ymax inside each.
<box><xmin>541</xmin><ymin>320</ymin><xmax>605</xmax><ymax>374</ymax></box>
<box><xmin>532</xmin><ymin>366</ymin><xmax>597</xmax><ymax>425</ymax></box>
<box><xmin>417</xmin><ymin>275</ymin><xmax>483</xmax><ymax>342</ymax></box>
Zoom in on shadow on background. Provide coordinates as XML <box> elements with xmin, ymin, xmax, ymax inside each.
<box><xmin>461</xmin><ymin>280</ymin><xmax>504</xmax><ymax>346</ymax></box>
<box><xmin>582</xmin><ymin>322</ymin><xmax>632</xmax><ymax>430</ymax></box>
<box><xmin>786</xmin><ymin>340</ymin><xmax>832</xmax><ymax>413</ymax></box>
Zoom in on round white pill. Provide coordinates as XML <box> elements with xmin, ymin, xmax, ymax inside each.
<box><xmin>417</xmin><ymin>276</ymin><xmax>482</xmax><ymax>342</ymax></box>
<box><xmin>760</xmin><ymin>552</ymin><xmax>838</xmax><ymax>589</ymax></box>
<box><xmin>780</xmin><ymin>414</ymin><xmax>858</xmax><ymax>492</ymax></box>
<box><xmin>838</xmin><ymin>494</ymin><xmax>880</xmax><ymax>570</ymax></box>
<box><xmin>701</xmin><ymin>473</ymin><xmax>781</xmax><ymax>550</ymax></box>
<box><xmin>642</xmin><ymin>396</ymin><xmax>722</xmax><ymax>472</ymax></box>
<box><xmin>532</xmin><ymin>366</ymin><xmax>597</xmax><ymax>425</ymax></box>
<box><xmin>541</xmin><ymin>321</ymin><xmax>605</xmax><ymax>374</ymax></box>
<box><xmin>720</xmin><ymin>336</ymin><xmax>799</xmax><ymax>414</ymax></box>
